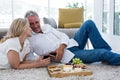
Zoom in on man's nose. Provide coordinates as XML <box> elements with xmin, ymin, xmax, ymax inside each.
<box><xmin>34</xmin><ymin>24</ymin><xmax>38</xmax><ymax>28</ymax></box>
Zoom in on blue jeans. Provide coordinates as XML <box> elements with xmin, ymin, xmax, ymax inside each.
<box><xmin>68</xmin><ymin>20</ymin><xmax>120</xmax><ymax>65</ymax></box>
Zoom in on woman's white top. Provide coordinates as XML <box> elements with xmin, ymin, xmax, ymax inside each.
<box><xmin>0</xmin><ymin>37</ymin><xmax>30</xmax><ymax>69</ymax></box>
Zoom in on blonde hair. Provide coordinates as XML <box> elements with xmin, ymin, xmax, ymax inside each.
<box><xmin>0</xmin><ymin>18</ymin><xmax>29</xmax><ymax>43</ymax></box>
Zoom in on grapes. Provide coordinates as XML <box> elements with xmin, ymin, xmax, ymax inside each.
<box><xmin>72</xmin><ymin>58</ymin><xmax>83</xmax><ymax>64</ymax></box>
<box><xmin>72</xmin><ymin>58</ymin><xmax>87</xmax><ymax>69</ymax></box>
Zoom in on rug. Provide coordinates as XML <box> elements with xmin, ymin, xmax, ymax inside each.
<box><xmin>0</xmin><ymin>62</ymin><xmax>120</xmax><ymax>80</ymax></box>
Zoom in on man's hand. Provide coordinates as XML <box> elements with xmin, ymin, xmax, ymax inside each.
<box><xmin>49</xmin><ymin>52</ymin><xmax>56</xmax><ymax>61</ymax></box>
<box><xmin>55</xmin><ymin>44</ymin><xmax>67</xmax><ymax>62</ymax></box>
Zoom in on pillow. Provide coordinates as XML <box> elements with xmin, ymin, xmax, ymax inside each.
<box><xmin>58</xmin><ymin>8</ymin><xmax>84</xmax><ymax>28</ymax></box>
<box><xmin>43</xmin><ymin>17</ymin><xmax>57</xmax><ymax>28</ymax></box>
<box><xmin>64</xmin><ymin>22</ymin><xmax>82</xmax><ymax>28</ymax></box>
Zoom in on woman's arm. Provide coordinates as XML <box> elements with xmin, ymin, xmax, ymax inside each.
<box><xmin>7</xmin><ymin>50</ymin><xmax>51</xmax><ymax>69</ymax></box>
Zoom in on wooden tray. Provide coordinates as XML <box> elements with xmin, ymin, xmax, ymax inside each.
<box><xmin>47</xmin><ymin>64</ymin><xmax>92</xmax><ymax>78</ymax></box>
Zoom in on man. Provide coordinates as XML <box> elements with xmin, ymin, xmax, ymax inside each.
<box><xmin>25</xmin><ymin>10</ymin><xmax>120</xmax><ymax>65</ymax></box>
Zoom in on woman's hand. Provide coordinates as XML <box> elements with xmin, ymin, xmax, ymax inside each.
<box><xmin>37</xmin><ymin>56</ymin><xmax>51</xmax><ymax>67</ymax></box>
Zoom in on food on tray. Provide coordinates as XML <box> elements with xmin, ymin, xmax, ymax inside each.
<box><xmin>72</xmin><ymin>58</ymin><xmax>83</xmax><ymax>64</ymax></box>
<box><xmin>74</xmin><ymin>67</ymin><xmax>83</xmax><ymax>72</ymax></box>
<box><xmin>49</xmin><ymin>67</ymin><xmax>62</xmax><ymax>73</ymax></box>
<box><xmin>47</xmin><ymin>59</ymin><xmax>92</xmax><ymax>78</ymax></box>
<box><xmin>73</xmin><ymin>63</ymin><xmax>87</xmax><ymax>69</ymax></box>
<box><xmin>48</xmin><ymin>65</ymin><xmax>63</xmax><ymax>73</ymax></box>
<box><xmin>63</xmin><ymin>65</ymin><xmax>73</xmax><ymax>72</ymax></box>
<box><xmin>47</xmin><ymin>64</ymin><xmax>92</xmax><ymax>78</ymax></box>
<box><xmin>48</xmin><ymin>58</ymin><xmax>87</xmax><ymax>73</ymax></box>
<box><xmin>72</xmin><ymin>58</ymin><xmax>87</xmax><ymax>69</ymax></box>
<box><xmin>49</xmin><ymin>65</ymin><xmax>57</xmax><ymax>69</ymax></box>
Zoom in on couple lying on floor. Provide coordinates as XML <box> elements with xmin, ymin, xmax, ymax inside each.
<box><xmin>0</xmin><ymin>10</ymin><xmax>120</xmax><ymax>69</ymax></box>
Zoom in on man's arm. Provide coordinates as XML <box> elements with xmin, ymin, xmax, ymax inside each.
<box><xmin>49</xmin><ymin>25</ymin><xmax>69</xmax><ymax>61</ymax></box>
<box><xmin>55</xmin><ymin>44</ymin><xmax>67</xmax><ymax>62</ymax></box>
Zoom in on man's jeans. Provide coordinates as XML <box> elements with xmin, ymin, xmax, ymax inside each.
<box><xmin>68</xmin><ymin>20</ymin><xmax>120</xmax><ymax>65</ymax></box>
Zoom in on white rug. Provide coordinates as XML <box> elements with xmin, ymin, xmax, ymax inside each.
<box><xmin>0</xmin><ymin>62</ymin><xmax>120</xmax><ymax>80</ymax></box>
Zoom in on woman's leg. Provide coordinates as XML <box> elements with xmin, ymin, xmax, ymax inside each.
<box><xmin>73</xmin><ymin>20</ymin><xmax>111</xmax><ymax>50</ymax></box>
<box><xmin>70</xmin><ymin>48</ymin><xmax>120</xmax><ymax>65</ymax></box>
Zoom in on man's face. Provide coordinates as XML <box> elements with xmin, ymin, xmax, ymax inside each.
<box><xmin>26</xmin><ymin>16</ymin><xmax>42</xmax><ymax>33</ymax></box>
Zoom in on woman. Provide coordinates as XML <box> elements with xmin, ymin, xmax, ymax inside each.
<box><xmin>0</xmin><ymin>18</ymin><xmax>50</xmax><ymax>69</ymax></box>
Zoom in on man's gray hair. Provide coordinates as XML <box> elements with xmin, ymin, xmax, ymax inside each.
<box><xmin>24</xmin><ymin>10</ymin><xmax>39</xmax><ymax>18</ymax></box>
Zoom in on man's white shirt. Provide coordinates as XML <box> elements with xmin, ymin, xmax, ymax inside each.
<box><xmin>27</xmin><ymin>24</ymin><xmax>79</xmax><ymax>63</ymax></box>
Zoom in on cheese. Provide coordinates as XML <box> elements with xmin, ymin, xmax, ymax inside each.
<box><xmin>63</xmin><ymin>65</ymin><xmax>73</xmax><ymax>72</ymax></box>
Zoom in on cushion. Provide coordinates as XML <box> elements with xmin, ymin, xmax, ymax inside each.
<box><xmin>43</xmin><ymin>17</ymin><xmax>57</xmax><ymax>28</ymax></box>
<box><xmin>64</xmin><ymin>22</ymin><xmax>82</xmax><ymax>28</ymax></box>
<box><xmin>58</xmin><ymin>8</ymin><xmax>84</xmax><ymax>28</ymax></box>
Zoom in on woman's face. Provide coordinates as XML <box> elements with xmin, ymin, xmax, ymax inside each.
<box><xmin>24</xmin><ymin>26</ymin><xmax>32</xmax><ymax>37</ymax></box>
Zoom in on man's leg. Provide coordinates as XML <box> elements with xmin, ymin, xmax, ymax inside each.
<box><xmin>73</xmin><ymin>20</ymin><xmax>111</xmax><ymax>50</ymax></box>
<box><xmin>70</xmin><ymin>48</ymin><xmax>120</xmax><ymax>65</ymax></box>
